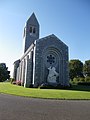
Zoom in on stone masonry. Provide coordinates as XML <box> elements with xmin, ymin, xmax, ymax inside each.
<box><xmin>13</xmin><ymin>13</ymin><xmax>69</xmax><ymax>88</ymax></box>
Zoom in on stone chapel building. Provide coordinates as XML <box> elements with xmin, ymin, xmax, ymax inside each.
<box><xmin>13</xmin><ymin>13</ymin><xmax>69</xmax><ymax>88</ymax></box>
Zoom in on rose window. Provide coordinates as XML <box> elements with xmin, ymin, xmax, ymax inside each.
<box><xmin>47</xmin><ymin>55</ymin><xmax>55</xmax><ymax>64</ymax></box>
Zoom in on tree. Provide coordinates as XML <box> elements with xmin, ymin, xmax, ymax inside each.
<box><xmin>83</xmin><ymin>60</ymin><xmax>90</xmax><ymax>77</ymax></box>
<box><xmin>0</xmin><ymin>63</ymin><xmax>10</xmax><ymax>82</ymax></box>
<box><xmin>69</xmin><ymin>59</ymin><xmax>84</xmax><ymax>80</ymax></box>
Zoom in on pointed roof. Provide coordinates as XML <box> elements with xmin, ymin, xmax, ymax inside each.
<box><xmin>26</xmin><ymin>12</ymin><xmax>39</xmax><ymax>26</ymax></box>
<box><xmin>36</xmin><ymin>34</ymin><xmax>68</xmax><ymax>48</ymax></box>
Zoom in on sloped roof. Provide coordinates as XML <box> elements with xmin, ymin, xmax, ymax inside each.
<box><xmin>26</xmin><ymin>12</ymin><xmax>39</xmax><ymax>26</ymax></box>
<box><xmin>35</xmin><ymin>34</ymin><xmax>68</xmax><ymax>48</ymax></box>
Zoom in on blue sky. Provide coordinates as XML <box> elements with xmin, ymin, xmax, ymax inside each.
<box><xmin>0</xmin><ymin>0</ymin><xmax>90</xmax><ymax>76</ymax></box>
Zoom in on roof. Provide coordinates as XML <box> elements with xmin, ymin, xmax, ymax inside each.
<box><xmin>26</xmin><ymin>12</ymin><xmax>39</xmax><ymax>26</ymax></box>
<box><xmin>35</xmin><ymin>34</ymin><xmax>68</xmax><ymax>48</ymax></box>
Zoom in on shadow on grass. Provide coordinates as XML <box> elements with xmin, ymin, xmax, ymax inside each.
<box><xmin>68</xmin><ymin>85</ymin><xmax>90</xmax><ymax>92</ymax></box>
<box><xmin>39</xmin><ymin>83</ymin><xmax>90</xmax><ymax>92</ymax></box>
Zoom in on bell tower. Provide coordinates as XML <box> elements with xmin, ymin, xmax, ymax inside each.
<box><xmin>23</xmin><ymin>13</ymin><xmax>39</xmax><ymax>53</ymax></box>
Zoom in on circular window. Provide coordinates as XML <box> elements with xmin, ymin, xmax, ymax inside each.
<box><xmin>43</xmin><ymin>48</ymin><xmax>59</xmax><ymax>68</ymax></box>
<box><xmin>47</xmin><ymin>55</ymin><xmax>55</xmax><ymax>64</ymax></box>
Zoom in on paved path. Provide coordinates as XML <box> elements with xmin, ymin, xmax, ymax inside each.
<box><xmin>0</xmin><ymin>94</ymin><xmax>90</xmax><ymax>120</ymax></box>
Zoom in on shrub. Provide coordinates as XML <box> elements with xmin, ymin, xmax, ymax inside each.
<box><xmin>76</xmin><ymin>77</ymin><xmax>90</xmax><ymax>86</ymax></box>
<box><xmin>72</xmin><ymin>77</ymin><xmax>80</xmax><ymax>84</ymax></box>
<box><xmin>85</xmin><ymin>76</ymin><xmax>90</xmax><ymax>82</ymax></box>
<box><xmin>79</xmin><ymin>77</ymin><xmax>85</xmax><ymax>82</ymax></box>
<box><xmin>78</xmin><ymin>82</ymin><xmax>90</xmax><ymax>86</ymax></box>
<box><xmin>10</xmin><ymin>78</ymin><xmax>15</xmax><ymax>84</ymax></box>
<box><xmin>72</xmin><ymin>77</ymin><xmax>85</xmax><ymax>84</ymax></box>
<box><xmin>16</xmin><ymin>81</ymin><xmax>21</xmax><ymax>86</ymax></box>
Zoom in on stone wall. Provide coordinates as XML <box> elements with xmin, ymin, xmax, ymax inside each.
<box><xmin>14</xmin><ymin>34</ymin><xmax>69</xmax><ymax>88</ymax></box>
<box><xmin>33</xmin><ymin>34</ymin><xmax>69</xmax><ymax>87</ymax></box>
<box><xmin>13</xmin><ymin>59</ymin><xmax>20</xmax><ymax>80</ymax></box>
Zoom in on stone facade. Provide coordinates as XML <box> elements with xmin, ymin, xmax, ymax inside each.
<box><xmin>23</xmin><ymin>13</ymin><xmax>39</xmax><ymax>53</ymax></box>
<box><xmin>13</xmin><ymin>13</ymin><xmax>69</xmax><ymax>88</ymax></box>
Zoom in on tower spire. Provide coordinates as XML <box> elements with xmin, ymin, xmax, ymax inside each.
<box><xmin>24</xmin><ymin>13</ymin><xmax>39</xmax><ymax>53</ymax></box>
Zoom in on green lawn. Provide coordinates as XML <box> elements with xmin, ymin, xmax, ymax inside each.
<box><xmin>0</xmin><ymin>82</ymin><xmax>90</xmax><ymax>100</ymax></box>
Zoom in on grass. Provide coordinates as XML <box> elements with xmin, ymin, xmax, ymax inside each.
<box><xmin>0</xmin><ymin>82</ymin><xmax>90</xmax><ymax>100</ymax></box>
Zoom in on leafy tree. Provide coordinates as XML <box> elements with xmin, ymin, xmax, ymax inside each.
<box><xmin>69</xmin><ymin>59</ymin><xmax>84</xmax><ymax>80</ymax></box>
<box><xmin>0</xmin><ymin>63</ymin><xmax>10</xmax><ymax>82</ymax></box>
<box><xmin>83</xmin><ymin>60</ymin><xmax>90</xmax><ymax>77</ymax></box>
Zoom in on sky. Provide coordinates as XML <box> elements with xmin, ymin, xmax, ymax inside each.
<box><xmin>0</xmin><ymin>0</ymin><xmax>90</xmax><ymax>77</ymax></box>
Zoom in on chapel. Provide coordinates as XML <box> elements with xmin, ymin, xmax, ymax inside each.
<box><xmin>13</xmin><ymin>13</ymin><xmax>69</xmax><ymax>88</ymax></box>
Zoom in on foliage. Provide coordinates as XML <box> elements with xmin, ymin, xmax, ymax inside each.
<box><xmin>16</xmin><ymin>81</ymin><xmax>21</xmax><ymax>86</ymax></box>
<box><xmin>72</xmin><ymin>77</ymin><xmax>85</xmax><ymax>84</ymax></box>
<box><xmin>85</xmin><ymin>76</ymin><xmax>90</xmax><ymax>82</ymax></box>
<box><xmin>69</xmin><ymin>59</ymin><xmax>83</xmax><ymax>80</ymax></box>
<box><xmin>73</xmin><ymin>77</ymin><xmax>85</xmax><ymax>83</ymax></box>
<box><xmin>11</xmin><ymin>79</ymin><xmax>21</xmax><ymax>86</ymax></box>
<box><xmin>83</xmin><ymin>60</ymin><xmax>90</xmax><ymax>77</ymax></box>
<box><xmin>78</xmin><ymin>82</ymin><xmax>90</xmax><ymax>86</ymax></box>
<box><xmin>10</xmin><ymin>78</ymin><xmax>15</xmax><ymax>84</ymax></box>
<box><xmin>70</xmin><ymin>77</ymin><xmax>90</xmax><ymax>86</ymax></box>
<box><xmin>0</xmin><ymin>63</ymin><xmax>10</xmax><ymax>82</ymax></box>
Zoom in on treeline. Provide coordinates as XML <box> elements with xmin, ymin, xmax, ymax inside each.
<box><xmin>69</xmin><ymin>59</ymin><xmax>90</xmax><ymax>84</ymax></box>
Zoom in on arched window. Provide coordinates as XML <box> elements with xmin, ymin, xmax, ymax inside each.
<box><xmin>33</xmin><ymin>27</ymin><xmax>36</xmax><ymax>34</ymax></box>
<box><xmin>29</xmin><ymin>26</ymin><xmax>36</xmax><ymax>35</ymax></box>
<box><xmin>30</xmin><ymin>27</ymin><xmax>32</xmax><ymax>33</ymax></box>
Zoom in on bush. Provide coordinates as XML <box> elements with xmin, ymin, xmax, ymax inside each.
<box><xmin>74</xmin><ymin>77</ymin><xmax>90</xmax><ymax>86</ymax></box>
<box><xmin>16</xmin><ymin>81</ymin><xmax>21</xmax><ymax>86</ymax></box>
<box><xmin>78</xmin><ymin>82</ymin><xmax>90</xmax><ymax>86</ymax></box>
<box><xmin>79</xmin><ymin>77</ymin><xmax>85</xmax><ymax>82</ymax></box>
<box><xmin>85</xmin><ymin>76</ymin><xmax>90</xmax><ymax>82</ymax></box>
<box><xmin>10</xmin><ymin>78</ymin><xmax>15</xmax><ymax>84</ymax></box>
<box><xmin>72</xmin><ymin>78</ymin><xmax>80</xmax><ymax>84</ymax></box>
<box><xmin>72</xmin><ymin>77</ymin><xmax>85</xmax><ymax>84</ymax></box>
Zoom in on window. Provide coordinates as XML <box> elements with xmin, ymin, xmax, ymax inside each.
<box><xmin>30</xmin><ymin>27</ymin><xmax>32</xmax><ymax>33</ymax></box>
<box><xmin>33</xmin><ymin>28</ymin><xmax>36</xmax><ymax>33</ymax></box>
<box><xmin>47</xmin><ymin>55</ymin><xmax>55</xmax><ymax>64</ymax></box>
<box><xmin>30</xmin><ymin>26</ymin><xmax>36</xmax><ymax>35</ymax></box>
